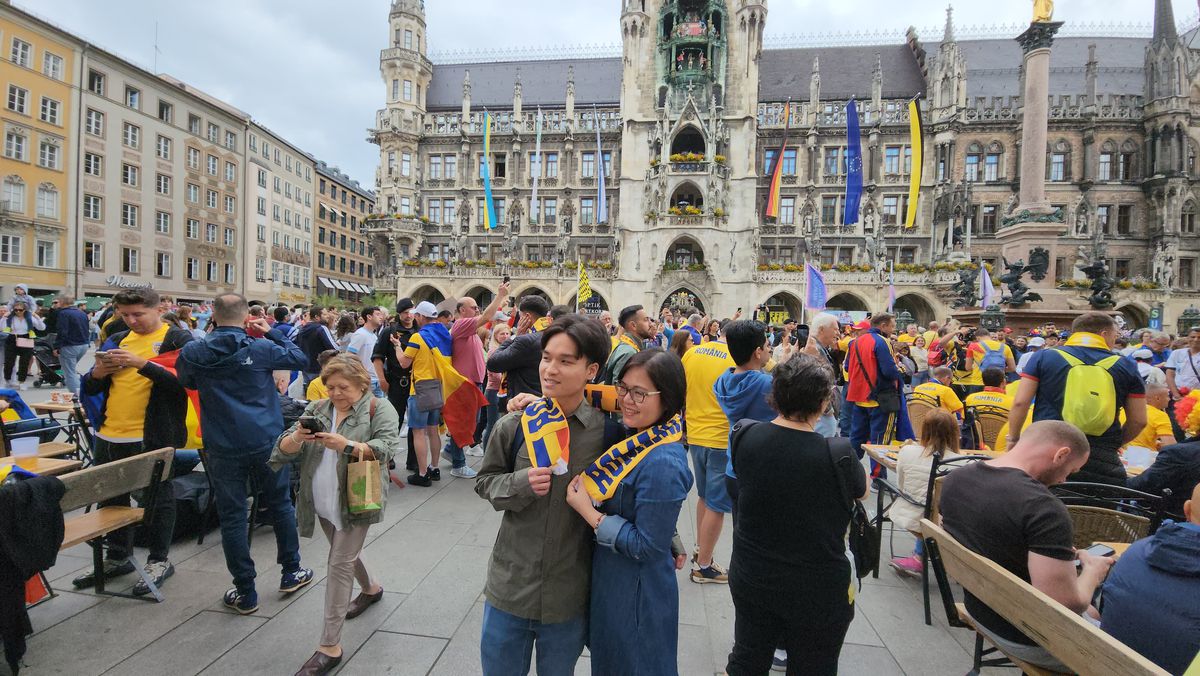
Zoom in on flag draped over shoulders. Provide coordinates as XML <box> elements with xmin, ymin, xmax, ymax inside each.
<box><xmin>417</xmin><ymin>323</ymin><xmax>485</xmax><ymax>447</ymax></box>
<box><xmin>148</xmin><ymin>349</ymin><xmax>203</xmax><ymax>450</ymax></box>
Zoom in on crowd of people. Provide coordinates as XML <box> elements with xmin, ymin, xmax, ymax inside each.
<box><xmin>6</xmin><ymin>275</ymin><xmax>1200</xmax><ymax>675</ymax></box>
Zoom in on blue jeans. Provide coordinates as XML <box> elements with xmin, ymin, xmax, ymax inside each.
<box><xmin>207</xmin><ymin>449</ymin><xmax>301</xmax><ymax>595</ymax></box>
<box><xmin>837</xmin><ymin>386</ymin><xmax>852</xmax><ymax>437</ymax></box>
<box><xmin>371</xmin><ymin>380</ymin><xmax>385</xmax><ymax>398</ymax></box>
<box><xmin>57</xmin><ymin>343</ymin><xmax>88</xmax><ymax>394</ymax></box>
<box><xmin>480</xmin><ymin>601</ymin><xmax>586</xmax><ymax>676</ymax></box>
<box><xmin>482</xmin><ymin>389</ymin><xmax>501</xmax><ymax>450</ymax></box>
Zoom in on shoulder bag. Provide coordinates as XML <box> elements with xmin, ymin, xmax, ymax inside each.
<box><xmin>849</xmin><ymin>336</ymin><xmax>901</xmax><ymax>413</ymax></box>
<box><xmin>826</xmin><ymin>436</ymin><xmax>878</xmax><ymax>580</ymax></box>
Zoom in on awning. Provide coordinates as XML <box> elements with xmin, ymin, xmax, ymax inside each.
<box><xmin>353</xmin><ymin>283</ymin><xmax>370</xmax><ymax>294</ymax></box>
<box><xmin>318</xmin><ymin>277</ymin><xmax>335</xmax><ymax>290</ymax></box>
<box><xmin>330</xmin><ymin>279</ymin><xmax>349</xmax><ymax>291</ymax></box>
<box><xmin>360</xmin><ymin>285</ymin><xmax>373</xmax><ymax>294</ymax></box>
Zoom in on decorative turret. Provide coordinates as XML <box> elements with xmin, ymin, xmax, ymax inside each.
<box><xmin>462</xmin><ymin>70</ymin><xmax>471</xmax><ymax>119</ymax></box>
<box><xmin>566</xmin><ymin>64</ymin><xmax>576</xmax><ymax>120</ymax></box>
<box><xmin>513</xmin><ymin>68</ymin><xmax>523</xmax><ymax>120</ymax></box>
<box><xmin>808</xmin><ymin>57</ymin><xmax>820</xmax><ymax>126</ymax></box>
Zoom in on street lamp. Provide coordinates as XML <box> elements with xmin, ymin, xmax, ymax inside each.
<box><xmin>979</xmin><ymin>304</ymin><xmax>1006</xmax><ymax>333</ymax></box>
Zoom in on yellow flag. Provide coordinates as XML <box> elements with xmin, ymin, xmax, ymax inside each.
<box><xmin>578</xmin><ymin>261</ymin><xmax>592</xmax><ymax>305</ymax></box>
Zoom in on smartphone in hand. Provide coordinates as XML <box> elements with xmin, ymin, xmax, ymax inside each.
<box><xmin>298</xmin><ymin>416</ymin><xmax>325</xmax><ymax>434</ymax></box>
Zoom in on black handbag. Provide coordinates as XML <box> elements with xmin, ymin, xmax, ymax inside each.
<box><xmin>827</xmin><ymin>437</ymin><xmax>879</xmax><ymax>580</ymax></box>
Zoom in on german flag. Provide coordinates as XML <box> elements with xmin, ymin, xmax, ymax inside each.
<box><xmin>764</xmin><ymin>100</ymin><xmax>792</xmax><ymax>221</ymax></box>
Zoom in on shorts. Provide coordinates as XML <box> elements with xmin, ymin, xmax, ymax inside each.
<box><xmin>406</xmin><ymin>394</ymin><xmax>442</xmax><ymax>429</ymax></box>
<box><xmin>689</xmin><ymin>444</ymin><xmax>732</xmax><ymax>514</ymax></box>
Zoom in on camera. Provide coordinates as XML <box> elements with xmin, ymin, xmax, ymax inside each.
<box><xmin>962</xmin><ymin>327</ymin><xmax>977</xmax><ymax>343</ymax></box>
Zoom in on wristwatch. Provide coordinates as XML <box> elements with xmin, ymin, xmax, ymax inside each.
<box><xmin>344</xmin><ymin>443</ymin><xmax>358</xmax><ymax>457</ymax></box>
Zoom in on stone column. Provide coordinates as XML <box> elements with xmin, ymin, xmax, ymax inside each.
<box><xmin>1014</xmin><ymin>21</ymin><xmax>1063</xmax><ymax>215</ymax></box>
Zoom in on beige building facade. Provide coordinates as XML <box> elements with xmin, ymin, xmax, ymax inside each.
<box><xmin>243</xmin><ymin>123</ymin><xmax>315</xmax><ymax>305</ymax></box>
<box><xmin>314</xmin><ymin>160</ymin><xmax>375</xmax><ymax>302</ymax></box>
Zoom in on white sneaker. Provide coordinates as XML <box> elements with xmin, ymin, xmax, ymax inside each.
<box><xmin>19</xmin><ymin>382</ymin><xmax>29</xmax><ymax>391</ymax></box>
<box><xmin>399</xmin><ymin>423</ymin><xmax>409</xmax><ymax>436</ymax></box>
<box><xmin>450</xmin><ymin>466</ymin><xmax>478</xmax><ymax>479</ymax></box>
<box><xmin>466</xmin><ymin>444</ymin><xmax>485</xmax><ymax>457</ymax></box>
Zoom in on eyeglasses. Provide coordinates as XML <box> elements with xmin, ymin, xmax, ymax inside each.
<box><xmin>615</xmin><ymin>383</ymin><xmax>661</xmax><ymax>404</ymax></box>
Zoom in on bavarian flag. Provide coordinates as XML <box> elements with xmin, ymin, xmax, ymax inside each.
<box><xmin>407</xmin><ymin>323</ymin><xmax>487</xmax><ymax>447</ymax></box>
<box><xmin>148</xmin><ymin>350</ymin><xmax>204</xmax><ymax>450</ymax></box>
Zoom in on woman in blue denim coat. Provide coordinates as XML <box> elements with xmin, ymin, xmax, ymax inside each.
<box><xmin>566</xmin><ymin>348</ymin><xmax>694</xmax><ymax>675</ymax></box>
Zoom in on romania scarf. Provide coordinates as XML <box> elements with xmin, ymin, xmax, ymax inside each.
<box><xmin>618</xmin><ymin>334</ymin><xmax>641</xmax><ymax>354</ymax></box>
<box><xmin>581</xmin><ymin>414</ymin><xmax>683</xmax><ymax>502</ymax></box>
<box><xmin>521</xmin><ymin>397</ymin><xmax>572</xmax><ymax>475</ymax></box>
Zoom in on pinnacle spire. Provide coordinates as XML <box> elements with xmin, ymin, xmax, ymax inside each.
<box><xmin>1153</xmin><ymin>0</ymin><xmax>1178</xmax><ymax>44</ymax></box>
<box><xmin>943</xmin><ymin>5</ymin><xmax>955</xmax><ymax>43</ymax></box>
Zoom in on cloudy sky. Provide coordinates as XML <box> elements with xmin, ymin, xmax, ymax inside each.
<box><xmin>26</xmin><ymin>0</ymin><xmax>1192</xmax><ymax>184</ymax></box>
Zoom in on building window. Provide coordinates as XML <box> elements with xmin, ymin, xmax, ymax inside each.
<box><xmin>122</xmin><ymin>122</ymin><xmax>140</xmax><ymax>148</ymax></box>
<box><xmin>9</xmin><ymin>38</ymin><xmax>30</xmax><ymax>68</ymax></box>
<box><xmin>444</xmin><ymin>155</ymin><xmax>457</xmax><ymax>179</ymax></box>
<box><xmin>84</xmin><ymin>242</ymin><xmax>103</xmax><ymax>269</ymax></box>
<box><xmin>1116</xmin><ymin>205</ymin><xmax>1133</xmax><ymax>235</ymax></box>
<box><xmin>33</xmin><ymin>239</ymin><xmax>55</xmax><ymax>268</ymax></box>
<box><xmin>6</xmin><ymin>85</ymin><xmax>28</xmax><ymax>115</ymax></box>
<box><xmin>257</xmin><ymin>168</ymin><xmax>267</xmax><ymax>188</ymax></box>
<box><xmin>257</xmin><ymin>223</ymin><xmax>267</xmax><ymax>242</ymax></box>
<box><xmin>83</xmin><ymin>152</ymin><xmax>103</xmax><ymax>176</ymax></box>
<box><xmin>778</xmin><ymin>196</ymin><xmax>796</xmax><ymax>224</ymax></box>
<box><xmin>121</xmin><ymin>163</ymin><xmax>139</xmax><ymax>187</ymax></box>
<box><xmin>881</xmin><ymin>196</ymin><xmax>900</xmax><ymax>225</ymax></box>
<box><xmin>156</xmin><ymin>135</ymin><xmax>171</xmax><ymax>160</ymax></box>
<box><xmin>205</xmin><ymin>222</ymin><xmax>217</xmax><ymax>243</ymax></box>
<box><xmin>820</xmin><ymin>196</ymin><xmax>839</xmax><ymax>224</ymax></box>
<box><xmin>125</xmin><ymin>86</ymin><xmax>140</xmax><ymax>110</ymax></box>
<box><xmin>884</xmin><ymin>146</ymin><xmax>902</xmax><ymax>175</ymax></box>
<box><xmin>39</xmin><ymin>96</ymin><xmax>60</xmax><ymax>125</ymax></box>
<box><xmin>581</xmin><ymin>197</ymin><xmax>594</xmax><ymax>225</ymax></box>
<box><xmin>400</xmin><ymin>197</ymin><xmax>411</xmax><ymax>215</ymax></box>
<box><xmin>1113</xmin><ymin>259</ymin><xmax>1130</xmax><ymax>279</ymax></box>
<box><xmin>984</xmin><ymin>152</ymin><xmax>1000</xmax><ymax>180</ymax></box>
<box><xmin>0</xmin><ymin>234</ymin><xmax>20</xmax><ymax>264</ymax></box>
<box><xmin>206</xmin><ymin>189</ymin><xmax>218</xmax><ymax>209</ymax></box>
<box><xmin>225</xmin><ymin>130</ymin><xmax>236</xmax><ymax>150</ymax></box>
<box><xmin>823</xmin><ymin>148</ymin><xmax>843</xmax><ymax>177</ymax></box>
<box><xmin>428</xmin><ymin>200</ymin><xmax>440</xmax><ymax>224</ymax></box>
<box><xmin>206</xmin><ymin>154</ymin><xmax>218</xmax><ymax>175</ymax></box>
<box><xmin>224</xmin><ymin>195</ymin><xmax>235</xmax><ymax>213</ymax></box>
<box><xmin>1098</xmin><ymin>152</ymin><xmax>1114</xmax><ymax>181</ymax></box>
<box><xmin>442</xmin><ymin>199</ymin><xmax>456</xmax><ymax>224</ymax></box>
<box><xmin>257</xmin><ymin>196</ymin><xmax>267</xmax><ymax>215</ymax></box>
<box><xmin>158</xmin><ymin>100</ymin><xmax>173</xmax><ymax>123</ymax></box>
<box><xmin>87</xmin><ymin>70</ymin><xmax>106</xmax><ymax>95</ymax></box>
<box><xmin>155</xmin><ymin>252</ymin><xmax>171</xmax><ymax>277</ymax></box>
<box><xmin>1119</xmin><ymin>150</ymin><xmax>1135</xmax><ymax>180</ymax></box>
<box><xmin>186</xmin><ymin>219</ymin><xmax>199</xmax><ymax>239</ymax></box>
<box><xmin>35</xmin><ymin>185</ymin><xmax>58</xmax><ymax>219</ymax></box>
<box><xmin>428</xmin><ymin>156</ymin><xmax>442</xmax><ymax>179</ymax></box>
<box><xmin>3</xmin><ymin>131</ymin><xmax>25</xmax><ymax>161</ymax></box>
<box><xmin>582</xmin><ymin>152</ymin><xmax>595</xmax><ymax>178</ymax></box>
<box><xmin>85</xmin><ymin>109</ymin><xmax>104</xmax><ymax>136</ymax></box>
<box><xmin>1049</xmin><ymin>152</ymin><xmax>1067</xmax><ymax>181</ymax></box>
<box><xmin>42</xmin><ymin>52</ymin><xmax>64</xmax><ymax>80</ymax></box>
<box><xmin>186</xmin><ymin>183</ymin><xmax>199</xmax><ymax>203</ymax></box>
<box><xmin>404</xmin><ymin>29</ymin><xmax>413</xmax><ymax>49</ymax></box>
<box><xmin>186</xmin><ymin>257</ymin><xmax>199</xmax><ymax>280</ymax></box>
<box><xmin>121</xmin><ymin>247</ymin><xmax>139</xmax><ymax>274</ymax></box>
<box><xmin>1182</xmin><ymin>204</ymin><xmax>1196</xmax><ymax>234</ymax></box>
<box><xmin>224</xmin><ymin>263</ymin><xmax>235</xmax><ymax>285</ymax></box>
<box><xmin>403</xmin><ymin>80</ymin><xmax>413</xmax><ymax>102</ymax></box>
<box><xmin>156</xmin><ymin>173</ymin><xmax>171</xmax><ymax>195</ymax></box>
<box><xmin>207</xmin><ymin>123</ymin><xmax>219</xmax><ymax>143</ymax></box>
<box><xmin>121</xmin><ymin>202</ymin><xmax>138</xmax><ymax>228</ymax></box>
<box><xmin>1181</xmin><ymin>258</ymin><xmax>1195</xmax><ymax>289</ymax></box>
<box><xmin>187</xmin><ymin>147</ymin><xmax>200</xmax><ymax>169</ymax></box>
<box><xmin>401</xmin><ymin>152</ymin><xmax>411</xmax><ymax>176</ymax></box>
<box><xmin>224</xmin><ymin>227</ymin><xmax>235</xmax><ymax>246</ymax></box>
<box><xmin>964</xmin><ymin>152</ymin><xmax>980</xmax><ymax>182</ymax></box>
<box><xmin>542</xmin><ymin>198</ymin><xmax>557</xmax><ymax>224</ymax></box>
<box><xmin>83</xmin><ymin>194</ymin><xmax>102</xmax><ymax>220</ymax></box>
<box><xmin>224</xmin><ymin>161</ymin><xmax>235</xmax><ymax>182</ymax></box>
<box><xmin>155</xmin><ymin>210</ymin><xmax>170</xmax><ymax>234</ymax></box>
<box><xmin>38</xmin><ymin>140</ymin><xmax>59</xmax><ymax>170</ymax></box>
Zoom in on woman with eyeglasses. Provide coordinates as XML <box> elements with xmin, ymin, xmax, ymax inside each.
<box><xmin>565</xmin><ymin>348</ymin><xmax>694</xmax><ymax>675</ymax></box>
<box><xmin>1</xmin><ymin>302</ymin><xmax>46</xmax><ymax>390</ymax></box>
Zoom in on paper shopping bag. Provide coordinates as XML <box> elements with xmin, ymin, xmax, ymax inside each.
<box><xmin>346</xmin><ymin>454</ymin><xmax>383</xmax><ymax>515</ymax></box>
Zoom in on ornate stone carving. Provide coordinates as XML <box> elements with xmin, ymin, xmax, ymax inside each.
<box><xmin>1015</xmin><ymin>20</ymin><xmax>1063</xmax><ymax>53</ymax></box>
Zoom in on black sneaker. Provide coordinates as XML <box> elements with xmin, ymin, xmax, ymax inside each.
<box><xmin>279</xmin><ymin>567</ymin><xmax>315</xmax><ymax>593</ymax></box>
<box><xmin>223</xmin><ymin>587</ymin><xmax>259</xmax><ymax>615</ymax></box>
<box><xmin>72</xmin><ymin>559</ymin><xmax>135</xmax><ymax>589</ymax></box>
<box><xmin>407</xmin><ymin>472</ymin><xmax>432</xmax><ymax>487</ymax></box>
<box><xmin>132</xmin><ymin>560</ymin><xmax>174</xmax><ymax>596</ymax></box>
<box><xmin>427</xmin><ymin>467</ymin><xmax>441</xmax><ymax>481</ymax></box>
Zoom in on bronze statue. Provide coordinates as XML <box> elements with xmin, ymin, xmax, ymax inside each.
<box><xmin>951</xmin><ymin>268</ymin><xmax>980</xmax><ymax>309</ymax></box>
<box><xmin>998</xmin><ymin>257</ymin><xmax>1043</xmax><ymax>307</ymax></box>
<box><xmin>1077</xmin><ymin>259</ymin><xmax>1115</xmax><ymax>309</ymax></box>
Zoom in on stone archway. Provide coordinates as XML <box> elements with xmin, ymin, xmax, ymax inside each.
<box><xmin>462</xmin><ymin>285</ymin><xmax>495</xmax><ymax>309</ymax></box>
<box><xmin>664</xmin><ymin>235</ymin><xmax>705</xmax><ymax>267</ymax></box>
<box><xmin>827</xmin><ymin>291</ymin><xmax>869</xmax><ymax>312</ymax></box>
<box><xmin>407</xmin><ymin>284</ymin><xmax>446</xmax><ymax>305</ymax></box>
<box><xmin>894</xmin><ymin>293</ymin><xmax>937</xmax><ymax>327</ymax></box>
<box><xmin>1117</xmin><ymin>302</ymin><xmax>1150</xmax><ymax>329</ymax></box>
<box><xmin>660</xmin><ymin>287</ymin><xmax>705</xmax><ymax>316</ymax></box>
<box><xmin>761</xmin><ymin>291</ymin><xmax>803</xmax><ymax>324</ymax></box>
<box><xmin>566</xmin><ymin>290</ymin><xmax>609</xmax><ymax>317</ymax></box>
<box><xmin>513</xmin><ymin>285</ymin><xmax>551</xmax><ymax>305</ymax></box>
<box><xmin>669</xmin><ymin>181</ymin><xmax>705</xmax><ymax>211</ymax></box>
<box><xmin>669</xmin><ymin>125</ymin><xmax>706</xmax><ymax>156</ymax></box>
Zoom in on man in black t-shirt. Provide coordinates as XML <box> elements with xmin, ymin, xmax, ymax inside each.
<box><xmin>373</xmin><ymin>298</ymin><xmax>417</xmax><ymax>471</ymax></box>
<box><xmin>940</xmin><ymin>420</ymin><xmax>1114</xmax><ymax>672</ymax></box>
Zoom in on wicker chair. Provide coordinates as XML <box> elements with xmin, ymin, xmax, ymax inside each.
<box><xmin>1065</xmin><ymin>506</ymin><xmax>1150</xmax><ymax>549</ymax></box>
<box><xmin>967</xmin><ymin>404</ymin><xmax>1009</xmax><ymax>450</ymax></box>
<box><xmin>907</xmin><ymin>391</ymin><xmax>939</xmax><ymax>439</ymax></box>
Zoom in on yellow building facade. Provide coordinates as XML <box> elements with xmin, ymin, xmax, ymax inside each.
<box><xmin>0</xmin><ymin>9</ymin><xmax>77</xmax><ymax>295</ymax></box>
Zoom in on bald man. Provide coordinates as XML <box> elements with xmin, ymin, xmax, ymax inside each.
<box><xmin>1100</xmin><ymin>482</ymin><xmax>1200</xmax><ymax>674</ymax></box>
<box><xmin>941</xmin><ymin>421</ymin><xmax>1112</xmax><ymax>672</ymax></box>
<box><xmin>442</xmin><ymin>281</ymin><xmax>510</xmax><ymax>473</ymax></box>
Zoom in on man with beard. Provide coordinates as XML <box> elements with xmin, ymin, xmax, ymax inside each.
<box><xmin>604</xmin><ymin>305</ymin><xmax>655</xmax><ymax>385</ymax></box>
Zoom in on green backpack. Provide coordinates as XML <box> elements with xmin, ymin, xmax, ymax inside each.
<box><xmin>1055</xmin><ymin>350</ymin><xmax>1121</xmax><ymax>436</ymax></box>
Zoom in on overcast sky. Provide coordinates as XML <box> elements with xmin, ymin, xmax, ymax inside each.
<box><xmin>25</xmin><ymin>0</ymin><xmax>1193</xmax><ymax>184</ymax></box>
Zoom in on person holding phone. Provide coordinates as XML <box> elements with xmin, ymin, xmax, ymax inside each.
<box><xmin>1</xmin><ymin>301</ymin><xmax>45</xmax><ymax>390</ymax></box>
<box><xmin>273</xmin><ymin>355</ymin><xmax>399</xmax><ymax>676</ymax></box>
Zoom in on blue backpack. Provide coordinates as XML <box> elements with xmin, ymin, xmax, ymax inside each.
<box><xmin>978</xmin><ymin>341</ymin><xmax>1007</xmax><ymax>372</ymax></box>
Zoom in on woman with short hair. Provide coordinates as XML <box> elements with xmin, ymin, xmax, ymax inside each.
<box><xmin>273</xmin><ymin>355</ymin><xmax>399</xmax><ymax>675</ymax></box>
<box><xmin>566</xmin><ymin>348</ymin><xmax>694</xmax><ymax>675</ymax></box>
<box><xmin>1</xmin><ymin>302</ymin><xmax>45</xmax><ymax>389</ymax></box>
<box><xmin>725</xmin><ymin>354</ymin><xmax>867</xmax><ymax>676</ymax></box>
<box><xmin>888</xmin><ymin>409</ymin><xmax>962</xmax><ymax>577</ymax></box>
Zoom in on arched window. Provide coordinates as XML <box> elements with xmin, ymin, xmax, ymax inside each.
<box><xmin>670</xmin><ymin>181</ymin><xmax>704</xmax><ymax>209</ymax></box>
<box><xmin>1098</xmin><ymin>139</ymin><xmax>1118</xmax><ymax>181</ymax></box>
<box><xmin>669</xmin><ymin>126</ymin><xmax>705</xmax><ymax>156</ymax></box>
<box><xmin>1120</xmin><ymin>139</ymin><xmax>1138</xmax><ymax>181</ymax></box>
<box><xmin>2</xmin><ymin>176</ymin><xmax>25</xmax><ymax>213</ymax></box>
<box><xmin>964</xmin><ymin>142</ymin><xmax>983</xmax><ymax>182</ymax></box>
<box><xmin>666</xmin><ymin>236</ymin><xmax>704</xmax><ymax>267</ymax></box>
<box><xmin>35</xmin><ymin>183</ymin><xmax>57</xmax><ymax>219</ymax></box>
<box><xmin>1182</xmin><ymin>200</ymin><xmax>1196</xmax><ymax>235</ymax></box>
<box><xmin>1047</xmin><ymin>140</ymin><xmax>1071</xmax><ymax>181</ymax></box>
<box><xmin>985</xmin><ymin>141</ymin><xmax>1004</xmax><ymax>181</ymax></box>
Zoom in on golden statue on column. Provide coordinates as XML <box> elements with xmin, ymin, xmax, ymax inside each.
<box><xmin>1033</xmin><ymin>0</ymin><xmax>1054</xmax><ymax>23</ymax></box>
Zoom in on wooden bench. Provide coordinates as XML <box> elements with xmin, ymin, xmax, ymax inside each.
<box><xmin>921</xmin><ymin>518</ymin><xmax>1169</xmax><ymax>676</ymax></box>
<box><xmin>59</xmin><ymin>447</ymin><xmax>175</xmax><ymax>602</ymax></box>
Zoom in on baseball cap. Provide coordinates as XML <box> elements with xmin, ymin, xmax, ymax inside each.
<box><xmin>852</xmin><ymin>320</ymin><xmax>870</xmax><ymax>330</ymax></box>
<box><xmin>395</xmin><ymin>298</ymin><xmax>414</xmax><ymax>314</ymax></box>
<box><xmin>412</xmin><ymin>301</ymin><xmax>438</xmax><ymax>318</ymax></box>
<box><xmin>1027</xmin><ymin>337</ymin><xmax>1045</xmax><ymax>347</ymax></box>
<box><xmin>1131</xmin><ymin>348</ymin><xmax>1154</xmax><ymax>360</ymax></box>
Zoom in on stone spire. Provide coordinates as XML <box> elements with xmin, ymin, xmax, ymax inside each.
<box><xmin>1085</xmin><ymin>44</ymin><xmax>1098</xmax><ymax>105</ymax></box>
<box><xmin>871</xmin><ymin>52</ymin><xmax>883</xmax><ymax>113</ymax></box>
<box><xmin>566</xmin><ymin>64</ymin><xmax>576</xmax><ymax>119</ymax></box>
<box><xmin>513</xmin><ymin>68</ymin><xmax>523</xmax><ymax>119</ymax></box>
<box><xmin>1152</xmin><ymin>0</ymin><xmax>1178</xmax><ymax>45</ymax></box>
<box><xmin>809</xmin><ymin>56</ymin><xmax>821</xmax><ymax>118</ymax></box>
<box><xmin>461</xmin><ymin>69</ymin><xmax>471</xmax><ymax>119</ymax></box>
<box><xmin>943</xmin><ymin>5</ymin><xmax>955</xmax><ymax>43</ymax></box>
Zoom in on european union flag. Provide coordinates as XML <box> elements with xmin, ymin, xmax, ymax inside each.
<box><xmin>844</xmin><ymin>99</ymin><xmax>864</xmax><ymax>226</ymax></box>
<box><xmin>807</xmin><ymin>262</ymin><xmax>828</xmax><ymax>311</ymax></box>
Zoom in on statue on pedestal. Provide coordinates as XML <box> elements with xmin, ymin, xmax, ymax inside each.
<box><xmin>1152</xmin><ymin>242</ymin><xmax>1175</xmax><ymax>289</ymax></box>
<box><xmin>998</xmin><ymin>257</ymin><xmax>1043</xmax><ymax>307</ymax></box>
<box><xmin>1033</xmin><ymin>0</ymin><xmax>1054</xmax><ymax>23</ymax></box>
<box><xmin>951</xmin><ymin>268</ymin><xmax>980</xmax><ymax>309</ymax></box>
<box><xmin>1078</xmin><ymin>259</ymin><xmax>1115</xmax><ymax>309</ymax></box>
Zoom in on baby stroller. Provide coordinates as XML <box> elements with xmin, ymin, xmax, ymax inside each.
<box><xmin>32</xmin><ymin>337</ymin><xmax>63</xmax><ymax>388</ymax></box>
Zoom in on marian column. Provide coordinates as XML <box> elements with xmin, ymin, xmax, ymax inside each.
<box><xmin>1013</xmin><ymin>19</ymin><xmax>1063</xmax><ymax>215</ymax></box>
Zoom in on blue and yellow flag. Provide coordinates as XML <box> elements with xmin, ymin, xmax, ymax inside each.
<box><xmin>521</xmin><ymin>398</ymin><xmax>572</xmax><ymax>475</ymax></box>
<box><xmin>482</xmin><ymin>111</ymin><xmax>498</xmax><ymax>230</ymax></box>
<box><xmin>408</xmin><ymin>323</ymin><xmax>487</xmax><ymax>447</ymax></box>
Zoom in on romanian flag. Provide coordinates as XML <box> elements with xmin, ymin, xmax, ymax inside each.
<box><xmin>904</xmin><ymin>97</ymin><xmax>923</xmax><ymax>228</ymax></box>
<box><xmin>148</xmin><ymin>350</ymin><xmax>204</xmax><ymax>450</ymax></box>
<box><xmin>764</xmin><ymin>99</ymin><xmax>791</xmax><ymax>220</ymax></box>
<box><xmin>482</xmin><ymin>111</ymin><xmax>498</xmax><ymax>230</ymax></box>
<box><xmin>408</xmin><ymin>323</ymin><xmax>487</xmax><ymax>447</ymax></box>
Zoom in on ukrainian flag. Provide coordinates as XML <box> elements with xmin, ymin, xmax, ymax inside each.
<box><xmin>482</xmin><ymin>111</ymin><xmax>498</xmax><ymax>230</ymax></box>
<box><xmin>410</xmin><ymin>323</ymin><xmax>487</xmax><ymax>447</ymax></box>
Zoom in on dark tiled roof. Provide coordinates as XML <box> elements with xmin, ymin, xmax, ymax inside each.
<box><xmin>427</xmin><ymin>58</ymin><xmax>621</xmax><ymax>110</ymax></box>
<box><xmin>932</xmin><ymin>36</ymin><xmax>1148</xmax><ymax>98</ymax></box>
<box><xmin>758</xmin><ymin>44</ymin><xmax>926</xmax><ymax>100</ymax></box>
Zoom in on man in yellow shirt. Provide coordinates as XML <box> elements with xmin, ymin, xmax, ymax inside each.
<box><xmin>912</xmin><ymin>366</ymin><xmax>964</xmax><ymax>417</ymax></box>
<box><xmin>1121</xmin><ymin>383</ymin><xmax>1176</xmax><ymax>451</ymax></box>
<box><xmin>681</xmin><ymin>328</ymin><xmax>736</xmax><ymax>584</ymax></box>
<box><xmin>77</xmin><ymin>288</ymin><xmax>193</xmax><ymax>596</ymax></box>
<box><xmin>965</xmin><ymin>367</ymin><xmax>1015</xmax><ymax>414</ymax></box>
<box><xmin>922</xmin><ymin>321</ymin><xmax>940</xmax><ymax>348</ymax></box>
<box><xmin>897</xmin><ymin>323</ymin><xmax>921</xmax><ymax>344</ymax></box>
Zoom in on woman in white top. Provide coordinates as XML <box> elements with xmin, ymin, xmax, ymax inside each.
<box><xmin>909</xmin><ymin>335</ymin><xmax>930</xmax><ymax>386</ymax></box>
<box><xmin>888</xmin><ymin>409</ymin><xmax>961</xmax><ymax>577</ymax></box>
<box><xmin>1</xmin><ymin>302</ymin><xmax>46</xmax><ymax>389</ymax></box>
<box><xmin>273</xmin><ymin>355</ymin><xmax>399</xmax><ymax>676</ymax></box>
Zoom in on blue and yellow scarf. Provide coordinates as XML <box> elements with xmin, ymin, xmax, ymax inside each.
<box><xmin>521</xmin><ymin>398</ymin><xmax>573</xmax><ymax>475</ymax></box>
<box><xmin>581</xmin><ymin>414</ymin><xmax>683</xmax><ymax>502</ymax></box>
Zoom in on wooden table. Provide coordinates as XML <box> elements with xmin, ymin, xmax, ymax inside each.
<box><xmin>1095</xmin><ymin>541</ymin><xmax>1132</xmax><ymax>560</ymax></box>
<box><xmin>863</xmin><ymin>444</ymin><xmax>1003</xmax><ymax>472</ymax></box>
<box><xmin>28</xmin><ymin>402</ymin><xmax>92</xmax><ymax>465</ymax></box>
<box><xmin>0</xmin><ymin>456</ymin><xmax>82</xmax><ymax>476</ymax></box>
